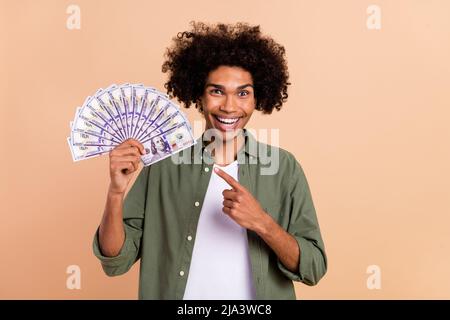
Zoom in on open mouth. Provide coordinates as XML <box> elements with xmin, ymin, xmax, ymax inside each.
<box><xmin>215</xmin><ymin>115</ymin><xmax>240</xmax><ymax>124</ymax></box>
<box><xmin>213</xmin><ymin>115</ymin><xmax>242</xmax><ymax>131</ymax></box>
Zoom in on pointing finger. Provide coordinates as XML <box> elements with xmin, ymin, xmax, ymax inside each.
<box><xmin>214</xmin><ymin>167</ymin><xmax>243</xmax><ymax>191</ymax></box>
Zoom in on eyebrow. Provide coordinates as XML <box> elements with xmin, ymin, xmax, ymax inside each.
<box><xmin>205</xmin><ymin>83</ymin><xmax>254</xmax><ymax>90</ymax></box>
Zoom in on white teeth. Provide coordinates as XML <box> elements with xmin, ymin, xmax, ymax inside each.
<box><xmin>216</xmin><ymin>116</ymin><xmax>239</xmax><ymax>125</ymax></box>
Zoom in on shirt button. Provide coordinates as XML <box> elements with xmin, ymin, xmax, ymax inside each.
<box><xmin>179</xmin><ymin>271</ymin><xmax>185</xmax><ymax>276</ymax></box>
<box><xmin>194</xmin><ymin>201</ymin><xmax>200</xmax><ymax>207</ymax></box>
<box><xmin>187</xmin><ymin>235</ymin><xmax>192</xmax><ymax>241</ymax></box>
<box><xmin>204</xmin><ymin>167</ymin><xmax>209</xmax><ymax>172</ymax></box>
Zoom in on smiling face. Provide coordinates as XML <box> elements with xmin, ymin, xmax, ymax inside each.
<box><xmin>200</xmin><ymin>66</ymin><xmax>256</xmax><ymax>142</ymax></box>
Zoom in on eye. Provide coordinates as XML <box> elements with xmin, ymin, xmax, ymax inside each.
<box><xmin>238</xmin><ymin>90</ymin><xmax>250</xmax><ymax>97</ymax></box>
<box><xmin>209</xmin><ymin>88</ymin><xmax>223</xmax><ymax>95</ymax></box>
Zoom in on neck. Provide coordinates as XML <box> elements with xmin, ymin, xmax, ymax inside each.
<box><xmin>208</xmin><ymin>131</ymin><xmax>245</xmax><ymax>166</ymax></box>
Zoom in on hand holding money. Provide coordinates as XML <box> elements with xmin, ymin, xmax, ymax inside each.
<box><xmin>67</xmin><ymin>83</ymin><xmax>196</xmax><ymax>167</ymax></box>
<box><xmin>109</xmin><ymin>139</ymin><xmax>145</xmax><ymax>195</ymax></box>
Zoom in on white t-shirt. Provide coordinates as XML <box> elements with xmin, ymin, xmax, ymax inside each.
<box><xmin>183</xmin><ymin>160</ymin><xmax>256</xmax><ymax>300</ymax></box>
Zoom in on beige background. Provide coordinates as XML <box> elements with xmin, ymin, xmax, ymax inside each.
<box><xmin>1</xmin><ymin>0</ymin><xmax>449</xmax><ymax>299</ymax></box>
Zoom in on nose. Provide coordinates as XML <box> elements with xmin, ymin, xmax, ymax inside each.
<box><xmin>219</xmin><ymin>95</ymin><xmax>238</xmax><ymax>113</ymax></box>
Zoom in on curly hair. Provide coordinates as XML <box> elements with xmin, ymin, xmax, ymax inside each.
<box><xmin>162</xmin><ymin>22</ymin><xmax>290</xmax><ymax>114</ymax></box>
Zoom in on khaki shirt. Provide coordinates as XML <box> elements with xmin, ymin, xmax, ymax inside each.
<box><xmin>93</xmin><ymin>130</ymin><xmax>327</xmax><ymax>299</ymax></box>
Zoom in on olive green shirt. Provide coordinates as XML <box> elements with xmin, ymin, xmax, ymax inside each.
<box><xmin>93</xmin><ymin>130</ymin><xmax>327</xmax><ymax>299</ymax></box>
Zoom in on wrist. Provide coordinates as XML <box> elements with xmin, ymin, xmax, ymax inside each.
<box><xmin>107</xmin><ymin>184</ymin><xmax>126</xmax><ymax>198</ymax></box>
<box><xmin>255</xmin><ymin>210</ymin><xmax>274</xmax><ymax>238</ymax></box>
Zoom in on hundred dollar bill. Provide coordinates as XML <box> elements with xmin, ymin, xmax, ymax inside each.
<box><xmin>135</xmin><ymin>99</ymin><xmax>181</xmax><ymax>141</ymax></box>
<box><xmin>130</xmin><ymin>85</ymin><xmax>166</xmax><ymax>138</ymax></box>
<box><xmin>73</xmin><ymin>104</ymin><xmax>122</xmax><ymax>144</ymax></box>
<box><xmin>120</xmin><ymin>84</ymin><xmax>132</xmax><ymax>138</ymax></box>
<box><xmin>133</xmin><ymin>91</ymin><xmax>168</xmax><ymax>140</ymax></box>
<box><xmin>140</xmin><ymin>122</ymin><xmax>196</xmax><ymax>166</ymax></box>
<box><xmin>67</xmin><ymin>137</ymin><xmax>112</xmax><ymax>162</ymax></box>
<box><xmin>71</xmin><ymin>130</ymin><xmax>118</xmax><ymax>148</ymax></box>
<box><xmin>84</xmin><ymin>91</ymin><xmax>125</xmax><ymax>141</ymax></box>
<box><xmin>78</xmin><ymin>97</ymin><xmax>123</xmax><ymax>141</ymax></box>
<box><xmin>129</xmin><ymin>85</ymin><xmax>141</xmax><ymax>138</ymax></box>
<box><xmin>139</xmin><ymin>109</ymin><xmax>188</xmax><ymax>142</ymax></box>
<box><xmin>107</xmin><ymin>85</ymin><xmax>129</xmax><ymax>139</ymax></box>
<box><xmin>96</xmin><ymin>84</ymin><xmax>127</xmax><ymax>140</ymax></box>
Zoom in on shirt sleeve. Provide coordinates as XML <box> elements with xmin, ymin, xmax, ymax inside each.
<box><xmin>277</xmin><ymin>156</ymin><xmax>328</xmax><ymax>285</ymax></box>
<box><xmin>92</xmin><ymin>166</ymin><xmax>150</xmax><ymax>277</ymax></box>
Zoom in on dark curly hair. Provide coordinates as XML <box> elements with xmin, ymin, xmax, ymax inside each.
<box><xmin>162</xmin><ymin>22</ymin><xmax>290</xmax><ymax>114</ymax></box>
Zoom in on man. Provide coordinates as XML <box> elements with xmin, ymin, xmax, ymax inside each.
<box><xmin>93</xmin><ymin>22</ymin><xmax>327</xmax><ymax>299</ymax></box>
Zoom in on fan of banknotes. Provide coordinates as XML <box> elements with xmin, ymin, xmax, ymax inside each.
<box><xmin>67</xmin><ymin>83</ymin><xmax>196</xmax><ymax>166</ymax></box>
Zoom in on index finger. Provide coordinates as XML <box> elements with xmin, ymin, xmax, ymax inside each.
<box><xmin>214</xmin><ymin>167</ymin><xmax>242</xmax><ymax>191</ymax></box>
<box><xmin>121</xmin><ymin>139</ymin><xmax>145</xmax><ymax>155</ymax></box>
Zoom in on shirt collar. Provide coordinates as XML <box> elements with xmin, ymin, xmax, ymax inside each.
<box><xmin>193</xmin><ymin>128</ymin><xmax>259</xmax><ymax>161</ymax></box>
